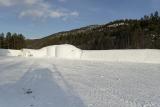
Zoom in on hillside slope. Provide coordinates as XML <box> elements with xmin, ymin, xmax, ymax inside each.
<box><xmin>26</xmin><ymin>12</ymin><xmax>160</xmax><ymax>50</ymax></box>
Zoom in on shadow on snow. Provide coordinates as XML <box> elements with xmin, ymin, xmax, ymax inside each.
<box><xmin>0</xmin><ymin>66</ymin><xmax>86</xmax><ymax>107</ymax></box>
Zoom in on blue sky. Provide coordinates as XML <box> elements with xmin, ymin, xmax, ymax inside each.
<box><xmin>0</xmin><ymin>0</ymin><xmax>160</xmax><ymax>38</ymax></box>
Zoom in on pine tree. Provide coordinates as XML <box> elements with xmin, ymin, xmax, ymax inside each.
<box><xmin>6</xmin><ymin>32</ymin><xmax>12</xmax><ymax>49</ymax></box>
<box><xmin>0</xmin><ymin>33</ymin><xmax>5</xmax><ymax>48</ymax></box>
<box><xmin>12</xmin><ymin>33</ymin><xmax>18</xmax><ymax>49</ymax></box>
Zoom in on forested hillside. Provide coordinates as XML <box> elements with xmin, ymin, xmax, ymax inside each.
<box><xmin>26</xmin><ymin>11</ymin><xmax>160</xmax><ymax>50</ymax></box>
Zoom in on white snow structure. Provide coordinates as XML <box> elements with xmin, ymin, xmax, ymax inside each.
<box><xmin>46</xmin><ymin>45</ymin><xmax>56</xmax><ymax>57</ymax></box>
<box><xmin>0</xmin><ymin>44</ymin><xmax>160</xmax><ymax>63</ymax></box>
<box><xmin>21</xmin><ymin>44</ymin><xmax>82</xmax><ymax>59</ymax></box>
<box><xmin>21</xmin><ymin>48</ymin><xmax>47</xmax><ymax>57</ymax></box>
<box><xmin>55</xmin><ymin>45</ymin><xmax>82</xmax><ymax>59</ymax></box>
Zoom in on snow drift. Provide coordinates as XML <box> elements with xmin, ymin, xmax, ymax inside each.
<box><xmin>0</xmin><ymin>44</ymin><xmax>160</xmax><ymax>63</ymax></box>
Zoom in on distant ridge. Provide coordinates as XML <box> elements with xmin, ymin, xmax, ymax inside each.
<box><xmin>26</xmin><ymin>11</ymin><xmax>160</xmax><ymax>50</ymax></box>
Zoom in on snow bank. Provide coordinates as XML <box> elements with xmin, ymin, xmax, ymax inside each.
<box><xmin>0</xmin><ymin>44</ymin><xmax>160</xmax><ymax>63</ymax></box>
<box><xmin>0</xmin><ymin>49</ymin><xmax>22</xmax><ymax>56</ymax></box>
<box><xmin>81</xmin><ymin>49</ymin><xmax>160</xmax><ymax>63</ymax></box>
<box><xmin>21</xmin><ymin>48</ymin><xmax>47</xmax><ymax>57</ymax></box>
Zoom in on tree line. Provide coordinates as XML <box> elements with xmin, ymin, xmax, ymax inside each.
<box><xmin>0</xmin><ymin>32</ymin><xmax>26</xmax><ymax>50</ymax></box>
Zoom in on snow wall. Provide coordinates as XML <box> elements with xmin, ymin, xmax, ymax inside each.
<box><xmin>81</xmin><ymin>50</ymin><xmax>160</xmax><ymax>63</ymax></box>
<box><xmin>0</xmin><ymin>44</ymin><xmax>160</xmax><ymax>63</ymax></box>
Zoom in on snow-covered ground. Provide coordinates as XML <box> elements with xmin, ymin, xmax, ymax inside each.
<box><xmin>0</xmin><ymin>44</ymin><xmax>160</xmax><ymax>107</ymax></box>
<box><xmin>0</xmin><ymin>56</ymin><xmax>160</xmax><ymax>107</ymax></box>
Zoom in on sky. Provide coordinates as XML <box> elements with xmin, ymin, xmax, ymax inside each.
<box><xmin>0</xmin><ymin>0</ymin><xmax>160</xmax><ymax>39</ymax></box>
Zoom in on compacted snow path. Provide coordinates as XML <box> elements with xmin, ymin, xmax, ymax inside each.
<box><xmin>0</xmin><ymin>57</ymin><xmax>160</xmax><ymax>107</ymax></box>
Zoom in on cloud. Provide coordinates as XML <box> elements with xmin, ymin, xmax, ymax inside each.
<box><xmin>0</xmin><ymin>0</ymin><xmax>18</xmax><ymax>6</ymax></box>
<box><xmin>19</xmin><ymin>3</ymin><xmax>79</xmax><ymax>20</ymax></box>
<box><xmin>0</xmin><ymin>0</ymin><xmax>41</xmax><ymax>6</ymax></box>
<box><xmin>70</xmin><ymin>11</ymin><xmax>79</xmax><ymax>16</ymax></box>
<box><xmin>20</xmin><ymin>9</ymin><xmax>79</xmax><ymax>19</ymax></box>
<box><xmin>58</xmin><ymin>0</ymin><xmax>67</xmax><ymax>2</ymax></box>
<box><xmin>0</xmin><ymin>0</ymin><xmax>79</xmax><ymax>20</ymax></box>
<box><xmin>24</xmin><ymin>0</ymin><xmax>39</xmax><ymax>5</ymax></box>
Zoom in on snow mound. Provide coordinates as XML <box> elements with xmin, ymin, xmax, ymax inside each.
<box><xmin>21</xmin><ymin>44</ymin><xmax>82</xmax><ymax>59</ymax></box>
<box><xmin>0</xmin><ymin>44</ymin><xmax>160</xmax><ymax>63</ymax></box>
<box><xmin>21</xmin><ymin>48</ymin><xmax>47</xmax><ymax>57</ymax></box>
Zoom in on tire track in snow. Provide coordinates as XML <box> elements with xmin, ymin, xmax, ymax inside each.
<box><xmin>0</xmin><ymin>57</ymin><xmax>27</xmax><ymax>71</ymax></box>
<box><xmin>15</xmin><ymin>60</ymin><xmax>86</xmax><ymax>107</ymax></box>
<box><xmin>45</xmin><ymin>63</ymin><xmax>86</xmax><ymax>107</ymax></box>
<box><xmin>0</xmin><ymin>58</ymin><xmax>37</xmax><ymax>87</ymax></box>
<box><xmin>19</xmin><ymin>59</ymin><xmax>39</xmax><ymax>88</ymax></box>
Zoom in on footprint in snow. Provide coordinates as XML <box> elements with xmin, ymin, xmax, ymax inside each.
<box><xmin>22</xmin><ymin>88</ymin><xmax>33</xmax><ymax>94</ymax></box>
<box><xmin>26</xmin><ymin>89</ymin><xmax>33</xmax><ymax>94</ymax></box>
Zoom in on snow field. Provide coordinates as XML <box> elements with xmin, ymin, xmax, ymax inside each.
<box><xmin>0</xmin><ymin>57</ymin><xmax>160</xmax><ymax>107</ymax></box>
